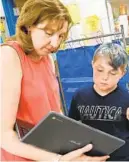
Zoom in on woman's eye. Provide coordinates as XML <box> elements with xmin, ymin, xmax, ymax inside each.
<box><xmin>46</xmin><ymin>32</ymin><xmax>53</xmax><ymax>36</ymax></box>
<box><xmin>47</xmin><ymin>33</ymin><xmax>52</xmax><ymax>36</ymax></box>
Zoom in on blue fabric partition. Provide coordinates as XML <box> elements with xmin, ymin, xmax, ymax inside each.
<box><xmin>57</xmin><ymin>45</ymin><xmax>129</xmax><ymax>111</ymax></box>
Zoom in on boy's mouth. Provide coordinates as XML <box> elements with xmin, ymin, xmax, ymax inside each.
<box><xmin>100</xmin><ymin>83</ymin><xmax>108</xmax><ymax>86</ymax></box>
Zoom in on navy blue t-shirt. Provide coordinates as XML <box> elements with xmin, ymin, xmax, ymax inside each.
<box><xmin>69</xmin><ymin>84</ymin><xmax>129</xmax><ymax>161</ymax></box>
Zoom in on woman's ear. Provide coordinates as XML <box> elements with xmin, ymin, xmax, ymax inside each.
<box><xmin>21</xmin><ymin>26</ymin><xmax>28</xmax><ymax>34</ymax></box>
<box><xmin>28</xmin><ymin>26</ymin><xmax>31</xmax><ymax>32</ymax></box>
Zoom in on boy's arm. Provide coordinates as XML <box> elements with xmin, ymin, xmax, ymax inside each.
<box><xmin>126</xmin><ymin>108</ymin><xmax>129</xmax><ymax>120</ymax></box>
<box><xmin>126</xmin><ymin>108</ymin><xmax>129</xmax><ymax>129</ymax></box>
<box><xmin>68</xmin><ymin>96</ymin><xmax>80</xmax><ymax>121</ymax></box>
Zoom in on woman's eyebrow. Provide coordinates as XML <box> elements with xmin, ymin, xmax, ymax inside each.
<box><xmin>37</xmin><ymin>25</ymin><xmax>57</xmax><ymax>31</ymax></box>
<box><xmin>38</xmin><ymin>24</ymin><xmax>67</xmax><ymax>36</ymax></box>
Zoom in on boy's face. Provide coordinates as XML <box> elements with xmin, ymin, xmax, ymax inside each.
<box><xmin>92</xmin><ymin>56</ymin><xmax>125</xmax><ymax>92</ymax></box>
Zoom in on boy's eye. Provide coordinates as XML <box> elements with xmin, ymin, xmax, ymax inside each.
<box><xmin>110</xmin><ymin>70</ymin><xmax>117</xmax><ymax>75</ymax></box>
<box><xmin>97</xmin><ymin>69</ymin><xmax>103</xmax><ymax>72</ymax></box>
<box><xmin>110</xmin><ymin>72</ymin><xmax>117</xmax><ymax>75</ymax></box>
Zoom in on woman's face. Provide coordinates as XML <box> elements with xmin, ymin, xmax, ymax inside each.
<box><xmin>29</xmin><ymin>20</ymin><xmax>68</xmax><ymax>56</ymax></box>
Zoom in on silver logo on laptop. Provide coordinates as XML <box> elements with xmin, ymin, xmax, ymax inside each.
<box><xmin>52</xmin><ymin>117</ymin><xmax>63</xmax><ymax>122</ymax></box>
<box><xmin>69</xmin><ymin>140</ymin><xmax>81</xmax><ymax>145</ymax></box>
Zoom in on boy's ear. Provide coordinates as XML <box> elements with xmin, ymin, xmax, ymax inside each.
<box><xmin>123</xmin><ymin>69</ymin><xmax>126</xmax><ymax>76</ymax></box>
<box><xmin>120</xmin><ymin>69</ymin><xmax>126</xmax><ymax>78</ymax></box>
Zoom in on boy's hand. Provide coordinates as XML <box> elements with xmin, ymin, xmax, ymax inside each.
<box><xmin>126</xmin><ymin>108</ymin><xmax>129</xmax><ymax>120</ymax></box>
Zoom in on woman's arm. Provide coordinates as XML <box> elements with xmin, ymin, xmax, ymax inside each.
<box><xmin>1</xmin><ymin>46</ymin><xmax>62</xmax><ymax>161</ymax></box>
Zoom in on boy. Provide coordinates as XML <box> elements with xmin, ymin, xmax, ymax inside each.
<box><xmin>69</xmin><ymin>43</ymin><xmax>129</xmax><ymax>161</ymax></box>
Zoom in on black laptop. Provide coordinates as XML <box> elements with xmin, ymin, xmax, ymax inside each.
<box><xmin>15</xmin><ymin>112</ymin><xmax>125</xmax><ymax>156</ymax></box>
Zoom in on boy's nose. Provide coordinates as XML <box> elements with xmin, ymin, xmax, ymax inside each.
<box><xmin>102</xmin><ymin>74</ymin><xmax>109</xmax><ymax>81</ymax></box>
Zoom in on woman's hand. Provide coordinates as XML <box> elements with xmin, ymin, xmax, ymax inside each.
<box><xmin>59</xmin><ymin>144</ymin><xmax>110</xmax><ymax>161</ymax></box>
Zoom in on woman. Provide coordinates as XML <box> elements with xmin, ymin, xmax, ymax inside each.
<box><xmin>1</xmin><ymin>0</ymin><xmax>109</xmax><ymax>161</ymax></box>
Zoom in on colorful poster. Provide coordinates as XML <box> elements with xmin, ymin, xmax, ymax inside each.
<box><xmin>85</xmin><ymin>15</ymin><xmax>101</xmax><ymax>32</ymax></box>
<box><xmin>0</xmin><ymin>17</ymin><xmax>6</xmax><ymax>43</ymax></box>
<box><xmin>67</xmin><ymin>3</ymin><xmax>80</xmax><ymax>24</ymax></box>
<box><xmin>82</xmin><ymin>15</ymin><xmax>103</xmax><ymax>45</ymax></box>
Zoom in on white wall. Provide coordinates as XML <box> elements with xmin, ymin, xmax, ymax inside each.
<box><xmin>0</xmin><ymin>0</ymin><xmax>5</xmax><ymax>17</ymax></box>
<box><xmin>61</xmin><ymin>0</ymin><xmax>114</xmax><ymax>47</ymax></box>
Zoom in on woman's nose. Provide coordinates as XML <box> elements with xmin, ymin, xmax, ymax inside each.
<box><xmin>50</xmin><ymin>35</ymin><xmax>60</xmax><ymax>49</ymax></box>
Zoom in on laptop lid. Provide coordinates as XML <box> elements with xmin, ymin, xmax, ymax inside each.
<box><xmin>20</xmin><ymin>112</ymin><xmax>125</xmax><ymax>156</ymax></box>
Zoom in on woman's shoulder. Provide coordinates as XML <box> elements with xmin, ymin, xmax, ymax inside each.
<box><xmin>1</xmin><ymin>42</ymin><xmax>19</xmax><ymax>59</ymax></box>
<box><xmin>1</xmin><ymin>44</ymin><xmax>19</xmax><ymax>59</ymax></box>
<box><xmin>1</xmin><ymin>43</ymin><xmax>22</xmax><ymax>75</ymax></box>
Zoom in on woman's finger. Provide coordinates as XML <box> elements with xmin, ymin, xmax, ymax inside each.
<box><xmin>61</xmin><ymin>144</ymin><xmax>93</xmax><ymax>160</ymax></box>
<box><xmin>87</xmin><ymin>155</ymin><xmax>110</xmax><ymax>161</ymax></box>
